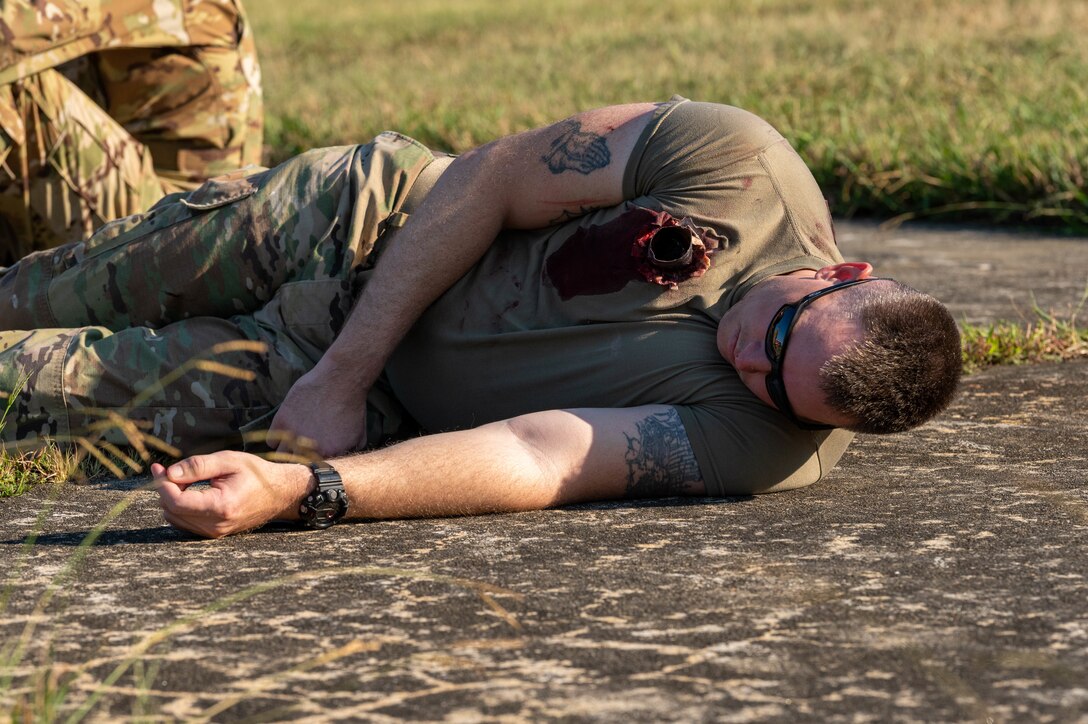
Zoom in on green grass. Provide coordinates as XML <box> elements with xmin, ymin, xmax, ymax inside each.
<box><xmin>251</xmin><ymin>0</ymin><xmax>1088</xmax><ymax>231</ymax></box>
<box><xmin>0</xmin><ymin>445</ymin><xmax>86</xmax><ymax>497</ymax></box>
<box><xmin>960</xmin><ymin>309</ymin><xmax>1088</xmax><ymax>373</ymax></box>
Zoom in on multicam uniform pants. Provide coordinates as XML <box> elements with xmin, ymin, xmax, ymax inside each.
<box><xmin>0</xmin><ymin>0</ymin><xmax>264</xmax><ymax>264</ymax></box>
<box><xmin>0</xmin><ymin>133</ymin><xmax>441</xmax><ymax>455</ymax></box>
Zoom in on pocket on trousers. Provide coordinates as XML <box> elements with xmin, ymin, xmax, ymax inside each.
<box><xmin>274</xmin><ymin>279</ymin><xmax>354</xmax><ymax>357</ymax></box>
<box><xmin>179</xmin><ymin>166</ymin><xmax>265</xmax><ymax>210</ymax></box>
<box><xmin>84</xmin><ymin>171</ymin><xmax>262</xmax><ymax>260</ymax></box>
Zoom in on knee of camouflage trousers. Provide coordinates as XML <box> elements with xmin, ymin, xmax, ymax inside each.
<box><xmin>0</xmin><ymin>134</ymin><xmax>439</xmax><ymax>455</ymax></box>
<box><xmin>0</xmin><ymin>0</ymin><xmax>264</xmax><ymax>264</ymax></box>
<box><xmin>0</xmin><ymin>72</ymin><xmax>166</xmax><ymax>263</ymax></box>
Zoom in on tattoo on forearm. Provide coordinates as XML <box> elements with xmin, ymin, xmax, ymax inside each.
<box><xmin>623</xmin><ymin>409</ymin><xmax>703</xmax><ymax>499</ymax></box>
<box><xmin>541</xmin><ymin>120</ymin><xmax>611</xmax><ymax>175</ymax></box>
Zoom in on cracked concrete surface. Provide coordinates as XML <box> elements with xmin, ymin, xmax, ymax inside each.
<box><xmin>1</xmin><ymin>221</ymin><xmax>1086</xmax><ymax>722</ymax></box>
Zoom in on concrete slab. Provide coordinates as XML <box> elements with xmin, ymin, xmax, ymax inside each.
<box><xmin>837</xmin><ymin>221</ymin><xmax>1088</xmax><ymax>325</ymax></box>
<box><xmin>1</xmin><ymin>222</ymin><xmax>1086</xmax><ymax>722</ymax></box>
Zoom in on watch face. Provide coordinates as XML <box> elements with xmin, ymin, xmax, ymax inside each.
<box><xmin>302</xmin><ymin>490</ymin><xmax>349</xmax><ymax>530</ymax></box>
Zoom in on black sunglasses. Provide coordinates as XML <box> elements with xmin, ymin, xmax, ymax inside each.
<box><xmin>764</xmin><ymin>277</ymin><xmax>884</xmax><ymax>429</ymax></box>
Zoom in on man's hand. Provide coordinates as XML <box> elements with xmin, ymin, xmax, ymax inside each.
<box><xmin>154</xmin><ymin>451</ymin><xmax>309</xmax><ymax>538</ymax></box>
<box><xmin>267</xmin><ymin>365</ymin><xmax>368</xmax><ymax>457</ymax></box>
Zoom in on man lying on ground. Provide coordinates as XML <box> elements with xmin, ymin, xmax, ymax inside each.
<box><xmin>0</xmin><ymin>97</ymin><xmax>961</xmax><ymax>538</ymax></box>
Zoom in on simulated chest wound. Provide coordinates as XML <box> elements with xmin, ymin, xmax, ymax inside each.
<box><xmin>543</xmin><ymin>206</ymin><xmax>723</xmax><ymax>300</ymax></box>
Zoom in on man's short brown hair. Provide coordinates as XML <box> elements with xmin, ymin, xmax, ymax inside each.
<box><xmin>821</xmin><ymin>282</ymin><xmax>961</xmax><ymax>434</ymax></box>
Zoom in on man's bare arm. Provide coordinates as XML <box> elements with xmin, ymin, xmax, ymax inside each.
<box><xmin>155</xmin><ymin>405</ymin><xmax>706</xmax><ymax>538</ymax></box>
<box><xmin>268</xmin><ymin>103</ymin><xmax>659</xmax><ymax>455</ymax></box>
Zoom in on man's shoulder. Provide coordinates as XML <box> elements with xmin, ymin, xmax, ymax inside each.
<box><xmin>650</xmin><ymin>98</ymin><xmax>790</xmax><ymax>164</ymax></box>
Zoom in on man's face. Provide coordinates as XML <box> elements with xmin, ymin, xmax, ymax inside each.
<box><xmin>717</xmin><ymin>264</ymin><xmax>876</xmax><ymax>428</ymax></box>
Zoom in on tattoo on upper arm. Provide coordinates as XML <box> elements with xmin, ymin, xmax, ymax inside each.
<box><xmin>623</xmin><ymin>408</ymin><xmax>703</xmax><ymax>499</ymax></box>
<box><xmin>541</xmin><ymin>120</ymin><xmax>611</xmax><ymax>175</ymax></box>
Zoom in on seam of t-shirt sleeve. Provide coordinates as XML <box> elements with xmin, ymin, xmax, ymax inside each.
<box><xmin>758</xmin><ymin>146</ymin><xmax>813</xmax><ymax>260</ymax></box>
<box><xmin>672</xmin><ymin>404</ymin><xmax>721</xmax><ymax>495</ymax></box>
<box><xmin>622</xmin><ymin>97</ymin><xmax>689</xmax><ymax>201</ymax></box>
<box><xmin>626</xmin><ymin>101</ymin><xmax>799</xmax><ymax>203</ymax></box>
<box><xmin>814</xmin><ymin>428</ymin><xmax>855</xmax><ymax>479</ymax></box>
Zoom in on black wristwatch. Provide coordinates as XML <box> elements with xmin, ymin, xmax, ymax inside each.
<box><xmin>299</xmin><ymin>460</ymin><xmax>349</xmax><ymax>530</ymax></box>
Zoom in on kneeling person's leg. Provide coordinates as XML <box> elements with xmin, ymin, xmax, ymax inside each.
<box><xmin>0</xmin><ymin>70</ymin><xmax>166</xmax><ymax>264</ymax></box>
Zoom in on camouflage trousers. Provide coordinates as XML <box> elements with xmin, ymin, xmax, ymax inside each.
<box><xmin>0</xmin><ymin>132</ymin><xmax>441</xmax><ymax>455</ymax></box>
<box><xmin>0</xmin><ymin>0</ymin><xmax>264</xmax><ymax>264</ymax></box>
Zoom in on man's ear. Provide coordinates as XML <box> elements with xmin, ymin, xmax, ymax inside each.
<box><xmin>815</xmin><ymin>261</ymin><xmax>874</xmax><ymax>283</ymax></box>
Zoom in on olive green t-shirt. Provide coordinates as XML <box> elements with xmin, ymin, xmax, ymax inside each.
<box><xmin>384</xmin><ymin>97</ymin><xmax>854</xmax><ymax>495</ymax></box>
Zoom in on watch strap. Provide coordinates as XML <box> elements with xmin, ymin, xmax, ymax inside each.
<box><xmin>310</xmin><ymin>460</ymin><xmax>344</xmax><ymax>492</ymax></box>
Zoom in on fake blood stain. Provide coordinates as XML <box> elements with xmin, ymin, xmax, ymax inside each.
<box><xmin>543</xmin><ymin>211</ymin><xmax>645</xmax><ymax>300</ymax></box>
<box><xmin>543</xmin><ymin>206</ymin><xmax>719</xmax><ymax>300</ymax></box>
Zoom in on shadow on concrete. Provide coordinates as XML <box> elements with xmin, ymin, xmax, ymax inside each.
<box><xmin>567</xmin><ymin>495</ymin><xmax>753</xmax><ymax>511</ymax></box>
<box><xmin>1</xmin><ymin>526</ymin><xmax>186</xmax><ymax>547</ymax></box>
